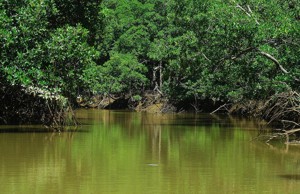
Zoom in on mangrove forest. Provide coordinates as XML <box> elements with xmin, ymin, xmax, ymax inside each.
<box><xmin>0</xmin><ymin>0</ymin><xmax>299</xmax><ymax>128</ymax></box>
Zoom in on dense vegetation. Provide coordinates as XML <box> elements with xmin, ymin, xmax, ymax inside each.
<box><xmin>0</xmin><ymin>0</ymin><xmax>299</xmax><ymax>124</ymax></box>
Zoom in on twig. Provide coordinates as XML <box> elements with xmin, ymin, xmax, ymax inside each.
<box><xmin>281</xmin><ymin>120</ymin><xmax>300</xmax><ymax>126</ymax></box>
<box><xmin>202</xmin><ymin>53</ymin><xmax>211</xmax><ymax>62</ymax></box>
<box><xmin>247</xmin><ymin>5</ymin><xmax>253</xmax><ymax>14</ymax></box>
<box><xmin>236</xmin><ymin>4</ymin><xmax>260</xmax><ymax>25</ymax></box>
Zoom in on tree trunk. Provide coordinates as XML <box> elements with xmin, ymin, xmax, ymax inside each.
<box><xmin>159</xmin><ymin>61</ymin><xmax>163</xmax><ymax>90</ymax></box>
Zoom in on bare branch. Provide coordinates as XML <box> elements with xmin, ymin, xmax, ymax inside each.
<box><xmin>259</xmin><ymin>51</ymin><xmax>289</xmax><ymax>74</ymax></box>
<box><xmin>231</xmin><ymin>47</ymin><xmax>255</xmax><ymax>60</ymax></box>
<box><xmin>236</xmin><ymin>4</ymin><xmax>260</xmax><ymax>25</ymax></box>
<box><xmin>282</xmin><ymin>120</ymin><xmax>300</xmax><ymax>127</ymax></box>
<box><xmin>247</xmin><ymin>5</ymin><xmax>253</xmax><ymax>14</ymax></box>
<box><xmin>202</xmin><ymin>53</ymin><xmax>211</xmax><ymax>62</ymax></box>
<box><xmin>211</xmin><ymin>103</ymin><xmax>231</xmax><ymax>114</ymax></box>
<box><xmin>284</xmin><ymin>128</ymin><xmax>300</xmax><ymax>135</ymax></box>
<box><xmin>236</xmin><ymin>4</ymin><xmax>251</xmax><ymax>17</ymax></box>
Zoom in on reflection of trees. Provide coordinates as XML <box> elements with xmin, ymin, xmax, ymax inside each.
<box><xmin>150</xmin><ymin>124</ymin><xmax>162</xmax><ymax>164</ymax></box>
<box><xmin>75</xmin><ymin>109</ymin><xmax>275</xmax><ymax>167</ymax></box>
<box><xmin>0</xmin><ymin>132</ymin><xmax>76</xmax><ymax>193</ymax></box>
<box><xmin>1</xmin><ymin>110</ymin><xmax>298</xmax><ymax>193</ymax></box>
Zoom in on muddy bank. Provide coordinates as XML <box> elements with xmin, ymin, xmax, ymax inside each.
<box><xmin>76</xmin><ymin>90</ymin><xmax>225</xmax><ymax>114</ymax></box>
<box><xmin>76</xmin><ymin>91</ymin><xmax>176</xmax><ymax>113</ymax></box>
<box><xmin>76</xmin><ymin>91</ymin><xmax>299</xmax><ymax>130</ymax></box>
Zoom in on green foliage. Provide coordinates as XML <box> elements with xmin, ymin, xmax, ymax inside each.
<box><xmin>44</xmin><ymin>25</ymin><xmax>99</xmax><ymax>97</ymax></box>
<box><xmin>83</xmin><ymin>52</ymin><xmax>147</xmax><ymax>95</ymax></box>
<box><xmin>1</xmin><ymin>0</ymin><xmax>299</xmax><ymax>112</ymax></box>
<box><xmin>0</xmin><ymin>0</ymin><xmax>99</xmax><ymax>99</ymax></box>
<box><xmin>159</xmin><ymin>0</ymin><xmax>300</xmax><ymax>102</ymax></box>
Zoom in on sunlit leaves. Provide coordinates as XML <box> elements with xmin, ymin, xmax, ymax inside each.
<box><xmin>0</xmin><ymin>1</ymin><xmax>99</xmax><ymax>99</ymax></box>
<box><xmin>84</xmin><ymin>52</ymin><xmax>147</xmax><ymax>95</ymax></box>
<box><xmin>1</xmin><ymin>0</ymin><xmax>299</xmax><ymax>107</ymax></box>
<box><xmin>44</xmin><ymin>25</ymin><xmax>99</xmax><ymax>96</ymax></box>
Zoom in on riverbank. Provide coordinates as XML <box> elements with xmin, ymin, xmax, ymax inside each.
<box><xmin>76</xmin><ymin>91</ymin><xmax>300</xmax><ymax>131</ymax></box>
<box><xmin>1</xmin><ymin>81</ymin><xmax>299</xmax><ymax>134</ymax></box>
<box><xmin>229</xmin><ymin>91</ymin><xmax>300</xmax><ymax>129</ymax></box>
<box><xmin>0</xmin><ymin>83</ymin><xmax>76</xmax><ymax>130</ymax></box>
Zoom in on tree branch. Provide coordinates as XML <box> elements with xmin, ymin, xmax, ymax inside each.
<box><xmin>247</xmin><ymin>5</ymin><xmax>253</xmax><ymax>14</ymax></box>
<box><xmin>231</xmin><ymin>47</ymin><xmax>255</xmax><ymax>60</ymax></box>
<box><xmin>236</xmin><ymin>4</ymin><xmax>251</xmax><ymax>17</ymax></box>
<box><xmin>259</xmin><ymin>51</ymin><xmax>289</xmax><ymax>74</ymax></box>
<box><xmin>202</xmin><ymin>53</ymin><xmax>211</xmax><ymax>62</ymax></box>
<box><xmin>236</xmin><ymin>4</ymin><xmax>260</xmax><ymax>25</ymax></box>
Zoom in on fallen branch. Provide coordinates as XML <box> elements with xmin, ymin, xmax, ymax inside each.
<box><xmin>283</xmin><ymin>128</ymin><xmax>300</xmax><ymax>144</ymax></box>
<box><xmin>284</xmin><ymin>128</ymin><xmax>300</xmax><ymax>135</ymax></box>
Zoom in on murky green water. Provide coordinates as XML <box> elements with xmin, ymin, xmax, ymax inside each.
<box><xmin>0</xmin><ymin>109</ymin><xmax>300</xmax><ymax>194</ymax></box>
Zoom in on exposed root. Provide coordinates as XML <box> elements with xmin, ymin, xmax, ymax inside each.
<box><xmin>229</xmin><ymin>91</ymin><xmax>300</xmax><ymax>130</ymax></box>
<box><xmin>0</xmin><ymin>82</ymin><xmax>76</xmax><ymax>131</ymax></box>
<box><xmin>134</xmin><ymin>91</ymin><xmax>176</xmax><ymax>113</ymax></box>
<box><xmin>262</xmin><ymin>91</ymin><xmax>300</xmax><ymax>127</ymax></box>
<box><xmin>210</xmin><ymin>103</ymin><xmax>232</xmax><ymax>114</ymax></box>
<box><xmin>229</xmin><ymin>91</ymin><xmax>299</xmax><ymax>144</ymax></box>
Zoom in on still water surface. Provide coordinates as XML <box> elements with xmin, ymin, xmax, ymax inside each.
<box><xmin>1</xmin><ymin>109</ymin><xmax>300</xmax><ymax>194</ymax></box>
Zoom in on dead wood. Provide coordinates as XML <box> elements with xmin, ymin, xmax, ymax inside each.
<box><xmin>211</xmin><ymin>103</ymin><xmax>232</xmax><ymax>114</ymax></box>
<box><xmin>259</xmin><ymin>51</ymin><xmax>289</xmax><ymax>74</ymax></box>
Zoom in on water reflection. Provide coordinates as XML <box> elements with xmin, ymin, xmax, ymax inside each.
<box><xmin>279</xmin><ymin>174</ymin><xmax>300</xmax><ymax>180</ymax></box>
<box><xmin>0</xmin><ymin>109</ymin><xmax>300</xmax><ymax>193</ymax></box>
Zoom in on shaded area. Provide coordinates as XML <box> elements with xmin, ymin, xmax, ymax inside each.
<box><xmin>278</xmin><ymin>174</ymin><xmax>300</xmax><ymax>181</ymax></box>
<box><xmin>0</xmin><ymin>81</ymin><xmax>54</xmax><ymax>125</ymax></box>
<box><xmin>0</xmin><ymin>127</ymin><xmax>88</xmax><ymax>133</ymax></box>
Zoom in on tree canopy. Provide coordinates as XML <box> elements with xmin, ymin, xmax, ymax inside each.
<box><xmin>1</xmin><ymin>0</ymin><xmax>299</xmax><ymax>112</ymax></box>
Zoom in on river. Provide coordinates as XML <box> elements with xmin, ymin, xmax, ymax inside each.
<box><xmin>0</xmin><ymin>109</ymin><xmax>300</xmax><ymax>193</ymax></box>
